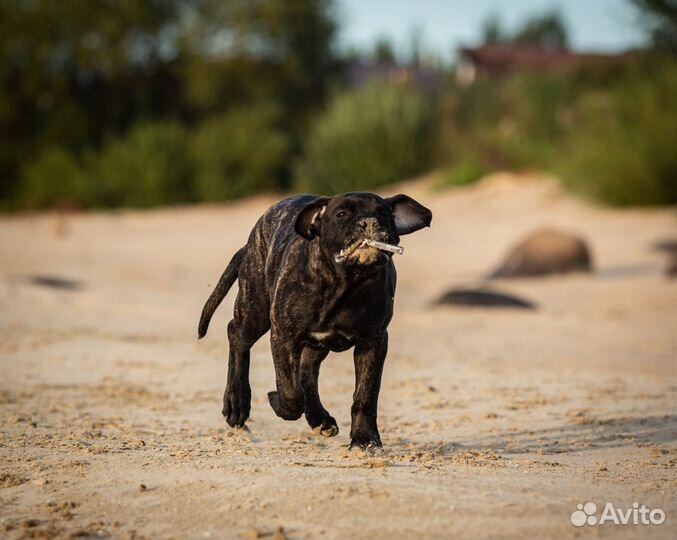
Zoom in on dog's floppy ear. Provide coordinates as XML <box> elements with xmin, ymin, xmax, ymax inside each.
<box><xmin>295</xmin><ymin>197</ymin><xmax>331</xmax><ymax>240</ymax></box>
<box><xmin>386</xmin><ymin>194</ymin><xmax>432</xmax><ymax>235</ymax></box>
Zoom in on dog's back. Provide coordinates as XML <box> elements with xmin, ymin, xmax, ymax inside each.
<box><xmin>198</xmin><ymin>195</ymin><xmax>319</xmax><ymax>338</ymax></box>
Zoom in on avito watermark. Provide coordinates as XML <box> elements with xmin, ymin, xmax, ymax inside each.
<box><xmin>571</xmin><ymin>502</ymin><xmax>666</xmax><ymax>527</ymax></box>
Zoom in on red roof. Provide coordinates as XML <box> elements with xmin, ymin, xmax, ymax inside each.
<box><xmin>459</xmin><ymin>44</ymin><xmax>631</xmax><ymax>75</ymax></box>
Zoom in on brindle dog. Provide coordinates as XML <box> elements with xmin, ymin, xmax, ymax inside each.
<box><xmin>198</xmin><ymin>192</ymin><xmax>432</xmax><ymax>448</ymax></box>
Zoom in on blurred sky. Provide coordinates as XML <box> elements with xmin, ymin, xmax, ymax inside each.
<box><xmin>336</xmin><ymin>0</ymin><xmax>646</xmax><ymax>60</ymax></box>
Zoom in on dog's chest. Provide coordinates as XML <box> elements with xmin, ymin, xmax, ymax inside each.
<box><xmin>307</xmin><ymin>330</ymin><xmax>355</xmax><ymax>352</ymax></box>
<box><xmin>318</xmin><ymin>277</ymin><xmax>394</xmax><ymax>346</ymax></box>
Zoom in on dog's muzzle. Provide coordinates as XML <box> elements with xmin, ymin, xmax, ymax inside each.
<box><xmin>334</xmin><ymin>239</ymin><xmax>403</xmax><ymax>263</ymax></box>
<box><xmin>334</xmin><ymin>216</ymin><xmax>401</xmax><ymax>264</ymax></box>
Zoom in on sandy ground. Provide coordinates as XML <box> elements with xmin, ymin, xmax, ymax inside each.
<box><xmin>0</xmin><ymin>173</ymin><xmax>675</xmax><ymax>540</ymax></box>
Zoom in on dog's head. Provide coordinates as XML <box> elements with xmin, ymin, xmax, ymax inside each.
<box><xmin>294</xmin><ymin>192</ymin><xmax>432</xmax><ymax>268</ymax></box>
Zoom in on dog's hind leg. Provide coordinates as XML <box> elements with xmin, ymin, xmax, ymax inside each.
<box><xmin>299</xmin><ymin>348</ymin><xmax>338</xmax><ymax>437</ymax></box>
<box><xmin>267</xmin><ymin>333</ymin><xmax>305</xmax><ymax>421</ymax></box>
<box><xmin>222</xmin><ymin>285</ymin><xmax>270</xmax><ymax>428</ymax></box>
<box><xmin>222</xmin><ymin>320</ymin><xmax>253</xmax><ymax>427</ymax></box>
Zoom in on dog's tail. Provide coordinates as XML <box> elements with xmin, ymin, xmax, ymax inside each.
<box><xmin>198</xmin><ymin>247</ymin><xmax>246</xmax><ymax>339</ymax></box>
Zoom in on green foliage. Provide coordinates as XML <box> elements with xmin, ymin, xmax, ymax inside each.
<box><xmin>14</xmin><ymin>109</ymin><xmax>296</xmax><ymax>210</ymax></box>
<box><xmin>0</xmin><ymin>0</ymin><xmax>184</xmax><ymax>201</ymax></box>
<box><xmin>177</xmin><ymin>0</ymin><xmax>338</xmax><ymax>130</ymax></box>
<box><xmin>88</xmin><ymin>122</ymin><xmax>195</xmax><ymax>208</ymax></box>
<box><xmin>512</xmin><ymin>11</ymin><xmax>568</xmax><ymax>49</ymax></box>
<box><xmin>373</xmin><ymin>38</ymin><xmax>397</xmax><ymax>63</ymax></box>
<box><xmin>1</xmin><ymin>0</ymin><xmax>339</xmax><ymax>209</ymax></box>
<box><xmin>438</xmin><ymin>156</ymin><xmax>488</xmax><ymax>189</ymax></box>
<box><xmin>481</xmin><ymin>13</ymin><xmax>504</xmax><ymax>44</ymax></box>
<box><xmin>557</xmin><ymin>62</ymin><xmax>677</xmax><ymax>205</ymax></box>
<box><xmin>630</xmin><ymin>0</ymin><xmax>677</xmax><ymax>53</ymax></box>
<box><xmin>6</xmin><ymin>0</ymin><xmax>676</xmax><ymax>210</ymax></box>
<box><xmin>479</xmin><ymin>10</ymin><xmax>568</xmax><ymax>49</ymax></box>
<box><xmin>192</xmin><ymin>105</ymin><xmax>290</xmax><ymax>200</ymax></box>
<box><xmin>437</xmin><ymin>53</ymin><xmax>677</xmax><ymax>205</ymax></box>
<box><xmin>294</xmin><ymin>82</ymin><xmax>433</xmax><ymax>194</ymax></box>
<box><xmin>18</xmin><ymin>147</ymin><xmax>89</xmax><ymax>209</ymax></box>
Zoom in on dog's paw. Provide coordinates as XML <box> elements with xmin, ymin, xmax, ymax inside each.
<box><xmin>349</xmin><ymin>434</ymin><xmax>383</xmax><ymax>452</ymax></box>
<box><xmin>267</xmin><ymin>391</ymin><xmax>304</xmax><ymax>421</ymax></box>
<box><xmin>311</xmin><ymin>417</ymin><xmax>339</xmax><ymax>437</ymax></box>
<box><xmin>306</xmin><ymin>407</ymin><xmax>339</xmax><ymax>437</ymax></box>
<box><xmin>222</xmin><ymin>386</ymin><xmax>251</xmax><ymax>428</ymax></box>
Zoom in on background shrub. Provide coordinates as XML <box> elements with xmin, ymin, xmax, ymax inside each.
<box><xmin>87</xmin><ymin>122</ymin><xmax>195</xmax><ymax>208</ymax></box>
<box><xmin>437</xmin><ymin>155</ymin><xmax>488</xmax><ymax>189</ymax></box>
<box><xmin>556</xmin><ymin>61</ymin><xmax>677</xmax><ymax>205</ymax></box>
<box><xmin>294</xmin><ymin>82</ymin><xmax>434</xmax><ymax>194</ymax></box>
<box><xmin>435</xmin><ymin>53</ymin><xmax>677</xmax><ymax>205</ymax></box>
<box><xmin>191</xmin><ymin>105</ymin><xmax>290</xmax><ymax>201</ymax></box>
<box><xmin>18</xmin><ymin>146</ymin><xmax>90</xmax><ymax>209</ymax></box>
<box><xmin>4</xmin><ymin>2</ymin><xmax>677</xmax><ymax>210</ymax></box>
<box><xmin>0</xmin><ymin>0</ymin><xmax>338</xmax><ymax>206</ymax></box>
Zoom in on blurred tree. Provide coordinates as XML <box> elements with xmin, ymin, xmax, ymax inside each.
<box><xmin>374</xmin><ymin>37</ymin><xmax>396</xmax><ymax>64</ymax></box>
<box><xmin>408</xmin><ymin>25</ymin><xmax>423</xmax><ymax>67</ymax></box>
<box><xmin>0</xmin><ymin>0</ymin><xmax>185</xmax><ymax>202</ymax></box>
<box><xmin>180</xmin><ymin>0</ymin><xmax>338</xmax><ymax>129</ymax></box>
<box><xmin>481</xmin><ymin>13</ymin><xmax>505</xmax><ymax>44</ymax></box>
<box><xmin>512</xmin><ymin>11</ymin><xmax>568</xmax><ymax>50</ymax></box>
<box><xmin>630</xmin><ymin>0</ymin><xmax>677</xmax><ymax>52</ymax></box>
<box><xmin>1</xmin><ymin>0</ymin><xmax>339</xmax><ymax>206</ymax></box>
<box><xmin>478</xmin><ymin>10</ymin><xmax>568</xmax><ymax>50</ymax></box>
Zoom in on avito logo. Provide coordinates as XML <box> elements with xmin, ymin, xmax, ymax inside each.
<box><xmin>571</xmin><ymin>502</ymin><xmax>666</xmax><ymax>527</ymax></box>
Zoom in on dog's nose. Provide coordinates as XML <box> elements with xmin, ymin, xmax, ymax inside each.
<box><xmin>357</xmin><ymin>217</ymin><xmax>378</xmax><ymax>231</ymax></box>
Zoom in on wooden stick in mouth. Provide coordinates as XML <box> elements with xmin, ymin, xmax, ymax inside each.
<box><xmin>334</xmin><ymin>239</ymin><xmax>404</xmax><ymax>263</ymax></box>
<box><xmin>363</xmin><ymin>239</ymin><xmax>404</xmax><ymax>255</ymax></box>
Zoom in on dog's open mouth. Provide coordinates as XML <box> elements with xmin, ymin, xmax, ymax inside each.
<box><xmin>334</xmin><ymin>239</ymin><xmax>404</xmax><ymax>264</ymax></box>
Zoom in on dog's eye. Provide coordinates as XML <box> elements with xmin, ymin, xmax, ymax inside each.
<box><xmin>336</xmin><ymin>210</ymin><xmax>349</xmax><ymax>219</ymax></box>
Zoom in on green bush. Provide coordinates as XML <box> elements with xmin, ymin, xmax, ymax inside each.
<box><xmin>438</xmin><ymin>155</ymin><xmax>488</xmax><ymax>189</ymax></box>
<box><xmin>437</xmin><ymin>54</ymin><xmax>677</xmax><ymax>205</ymax></box>
<box><xmin>191</xmin><ymin>105</ymin><xmax>290</xmax><ymax>201</ymax></box>
<box><xmin>88</xmin><ymin>122</ymin><xmax>195</xmax><ymax>208</ymax></box>
<box><xmin>557</xmin><ymin>63</ymin><xmax>677</xmax><ymax>205</ymax></box>
<box><xmin>12</xmin><ymin>108</ymin><xmax>293</xmax><ymax>210</ymax></box>
<box><xmin>294</xmin><ymin>82</ymin><xmax>433</xmax><ymax>194</ymax></box>
<box><xmin>18</xmin><ymin>146</ymin><xmax>90</xmax><ymax>209</ymax></box>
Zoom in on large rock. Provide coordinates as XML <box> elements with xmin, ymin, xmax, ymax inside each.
<box><xmin>653</xmin><ymin>239</ymin><xmax>677</xmax><ymax>279</ymax></box>
<box><xmin>490</xmin><ymin>228</ymin><xmax>592</xmax><ymax>278</ymax></box>
<box><xmin>667</xmin><ymin>254</ymin><xmax>677</xmax><ymax>279</ymax></box>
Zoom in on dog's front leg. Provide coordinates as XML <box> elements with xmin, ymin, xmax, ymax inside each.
<box><xmin>300</xmin><ymin>348</ymin><xmax>338</xmax><ymax>437</ymax></box>
<box><xmin>350</xmin><ymin>332</ymin><xmax>388</xmax><ymax>449</ymax></box>
<box><xmin>267</xmin><ymin>332</ymin><xmax>304</xmax><ymax>421</ymax></box>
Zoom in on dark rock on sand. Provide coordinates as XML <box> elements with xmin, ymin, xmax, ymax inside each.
<box><xmin>667</xmin><ymin>254</ymin><xmax>677</xmax><ymax>279</ymax></box>
<box><xmin>490</xmin><ymin>228</ymin><xmax>592</xmax><ymax>278</ymax></box>
<box><xmin>27</xmin><ymin>275</ymin><xmax>83</xmax><ymax>291</ymax></box>
<box><xmin>434</xmin><ymin>286</ymin><xmax>536</xmax><ymax>310</ymax></box>
<box><xmin>651</xmin><ymin>238</ymin><xmax>677</xmax><ymax>278</ymax></box>
<box><xmin>651</xmin><ymin>238</ymin><xmax>677</xmax><ymax>255</ymax></box>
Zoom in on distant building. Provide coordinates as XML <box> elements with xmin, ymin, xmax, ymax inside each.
<box><xmin>456</xmin><ymin>44</ymin><xmax>632</xmax><ymax>85</ymax></box>
<box><xmin>346</xmin><ymin>60</ymin><xmax>442</xmax><ymax>93</ymax></box>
